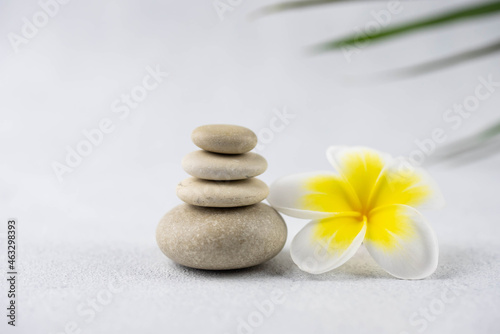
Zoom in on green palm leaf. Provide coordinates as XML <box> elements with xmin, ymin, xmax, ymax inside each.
<box><xmin>359</xmin><ymin>39</ymin><xmax>500</xmax><ymax>81</ymax></box>
<box><xmin>428</xmin><ymin>121</ymin><xmax>500</xmax><ymax>166</ymax></box>
<box><xmin>312</xmin><ymin>1</ymin><xmax>500</xmax><ymax>53</ymax></box>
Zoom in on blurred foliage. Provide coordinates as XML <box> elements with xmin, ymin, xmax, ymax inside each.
<box><xmin>251</xmin><ymin>0</ymin><xmax>500</xmax><ymax>163</ymax></box>
<box><xmin>362</xmin><ymin>39</ymin><xmax>500</xmax><ymax>81</ymax></box>
<box><xmin>310</xmin><ymin>2</ymin><xmax>500</xmax><ymax>52</ymax></box>
<box><xmin>429</xmin><ymin>121</ymin><xmax>500</xmax><ymax>166</ymax></box>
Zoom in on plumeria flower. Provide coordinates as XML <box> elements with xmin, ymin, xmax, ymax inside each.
<box><xmin>268</xmin><ymin>146</ymin><xmax>444</xmax><ymax>279</ymax></box>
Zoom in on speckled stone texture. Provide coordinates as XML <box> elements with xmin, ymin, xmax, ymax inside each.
<box><xmin>156</xmin><ymin>203</ymin><xmax>287</xmax><ymax>270</ymax></box>
<box><xmin>182</xmin><ymin>150</ymin><xmax>267</xmax><ymax>180</ymax></box>
<box><xmin>191</xmin><ymin>124</ymin><xmax>258</xmax><ymax>154</ymax></box>
<box><xmin>158</xmin><ymin>124</ymin><xmax>285</xmax><ymax>270</ymax></box>
<box><xmin>176</xmin><ymin>177</ymin><xmax>269</xmax><ymax>207</ymax></box>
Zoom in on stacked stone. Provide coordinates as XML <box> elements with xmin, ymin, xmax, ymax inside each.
<box><xmin>156</xmin><ymin>125</ymin><xmax>287</xmax><ymax>270</ymax></box>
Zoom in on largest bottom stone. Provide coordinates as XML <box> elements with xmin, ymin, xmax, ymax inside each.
<box><xmin>156</xmin><ymin>203</ymin><xmax>287</xmax><ymax>270</ymax></box>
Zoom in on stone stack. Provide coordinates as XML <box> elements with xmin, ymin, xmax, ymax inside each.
<box><xmin>156</xmin><ymin>124</ymin><xmax>287</xmax><ymax>270</ymax></box>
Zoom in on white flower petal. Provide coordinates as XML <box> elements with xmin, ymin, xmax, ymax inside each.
<box><xmin>364</xmin><ymin>204</ymin><xmax>439</xmax><ymax>279</ymax></box>
<box><xmin>291</xmin><ymin>216</ymin><xmax>366</xmax><ymax>274</ymax></box>
<box><xmin>268</xmin><ymin>171</ymin><xmax>359</xmax><ymax>219</ymax></box>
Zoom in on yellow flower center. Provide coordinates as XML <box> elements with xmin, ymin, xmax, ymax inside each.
<box><xmin>300</xmin><ymin>148</ymin><xmax>434</xmax><ymax>250</ymax></box>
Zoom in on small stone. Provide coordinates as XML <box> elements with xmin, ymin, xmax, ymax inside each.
<box><xmin>191</xmin><ymin>124</ymin><xmax>258</xmax><ymax>154</ymax></box>
<box><xmin>176</xmin><ymin>177</ymin><xmax>269</xmax><ymax>207</ymax></box>
<box><xmin>156</xmin><ymin>203</ymin><xmax>287</xmax><ymax>270</ymax></box>
<box><xmin>182</xmin><ymin>150</ymin><xmax>267</xmax><ymax>181</ymax></box>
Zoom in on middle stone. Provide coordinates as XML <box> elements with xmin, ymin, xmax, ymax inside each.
<box><xmin>176</xmin><ymin>177</ymin><xmax>269</xmax><ymax>207</ymax></box>
<box><xmin>182</xmin><ymin>150</ymin><xmax>267</xmax><ymax>181</ymax></box>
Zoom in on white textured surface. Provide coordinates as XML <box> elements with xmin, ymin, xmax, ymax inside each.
<box><xmin>1</xmin><ymin>0</ymin><xmax>500</xmax><ymax>333</ymax></box>
<box><xmin>4</xmin><ymin>162</ymin><xmax>500</xmax><ymax>334</ymax></box>
<box><xmin>11</xmin><ymin>235</ymin><xmax>500</xmax><ymax>334</ymax></box>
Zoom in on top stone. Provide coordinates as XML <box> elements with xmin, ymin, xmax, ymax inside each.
<box><xmin>191</xmin><ymin>124</ymin><xmax>258</xmax><ymax>154</ymax></box>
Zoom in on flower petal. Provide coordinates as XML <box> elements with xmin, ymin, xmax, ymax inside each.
<box><xmin>268</xmin><ymin>171</ymin><xmax>359</xmax><ymax>219</ymax></box>
<box><xmin>326</xmin><ymin>146</ymin><xmax>389</xmax><ymax>210</ymax></box>
<box><xmin>291</xmin><ymin>216</ymin><xmax>366</xmax><ymax>274</ymax></box>
<box><xmin>364</xmin><ymin>204</ymin><xmax>438</xmax><ymax>279</ymax></box>
<box><xmin>370</xmin><ymin>157</ymin><xmax>445</xmax><ymax>210</ymax></box>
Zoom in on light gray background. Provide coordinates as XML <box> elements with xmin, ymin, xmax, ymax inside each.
<box><xmin>1</xmin><ymin>0</ymin><xmax>499</xmax><ymax>333</ymax></box>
